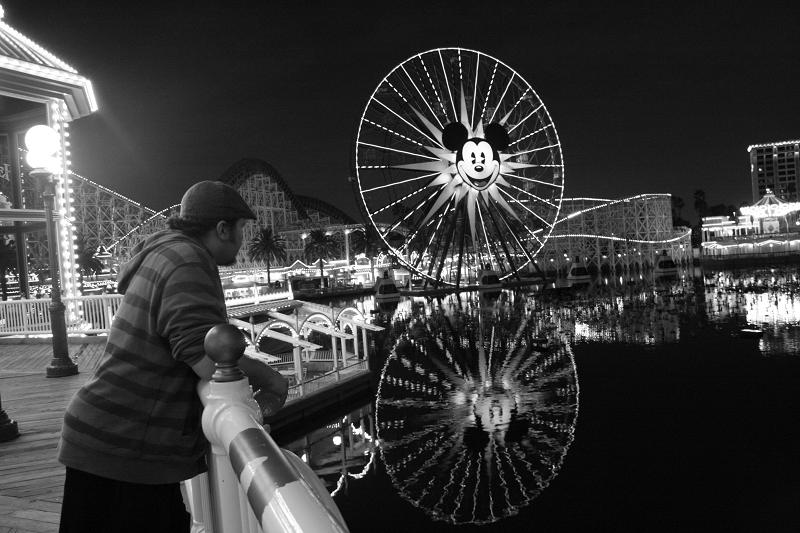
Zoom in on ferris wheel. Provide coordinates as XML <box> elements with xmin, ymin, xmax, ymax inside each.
<box><xmin>354</xmin><ymin>47</ymin><xmax>564</xmax><ymax>287</ymax></box>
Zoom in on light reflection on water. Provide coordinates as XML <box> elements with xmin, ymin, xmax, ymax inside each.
<box><xmin>704</xmin><ymin>266</ymin><xmax>800</xmax><ymax>356</ymax></box>
<box><xmin>375</xmin><ymin>295</ymin><xmax>578</xmax><ymax>525</ymax></box>
<box><xmin>282</xmin><ymin>267</ymin><xmax>800</xmax><ymax>529</ymax></box>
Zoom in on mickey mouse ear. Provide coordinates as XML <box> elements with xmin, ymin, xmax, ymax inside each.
<box><xmin>484</xmin><ymin>123</ymin><xmax>510</xmax><ymax>151</ymax></box>
<box><xmin>442</xmin><ymin>122</ymin><xmax>468</xmax><ymax>151</ymax></box>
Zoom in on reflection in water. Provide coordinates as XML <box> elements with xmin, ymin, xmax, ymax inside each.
<box><xmin>375</xmin><ymin>295</ymin><xmax>578</xmax><ymax>525</ymax></box>
<box><xmin>282</xmin><ymin>267</ymin><xmax>799</xmax><ymax>530</ymax></box>
<box><xmin>705</xmin><ymin>267</ymin><xmax>800</xmax><ymax>356</ymax></box>
<box><xmin>280</xmin><ymin>405</ymin><xmax>377</xmax><ymax>496</ymax></box>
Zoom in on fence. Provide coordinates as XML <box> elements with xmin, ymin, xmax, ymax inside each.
<box><xmin>0</xmin><ymin>290</ymin><xmax>296</xmax><ymax>337</ymax></box>
<box><xmin>0</xmin><ymin>294</ymin><xmax>123</xmax><ymax>336</ymax></box>
<box><xmin>286</xmin><ymin>359</ymin><xmax>368</xmax><ymax>401</ymax></box>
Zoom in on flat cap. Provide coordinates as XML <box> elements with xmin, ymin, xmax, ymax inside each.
<box><xmin>179</xmin><ymin>180</ymin><xmax>257</xmax><ymax>222</ymax></box>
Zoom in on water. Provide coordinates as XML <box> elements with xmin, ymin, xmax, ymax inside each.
<box><xmin>273</xmin><ymin>267</ymin><xmax>800</xmax><ymax>532</ymax></box>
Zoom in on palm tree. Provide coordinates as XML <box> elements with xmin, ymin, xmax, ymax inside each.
<box><xmin>349</xmin><ymin>226</ymin><xmax>383</xmax><ymax>283</ymax></box>
<box><xmin>693</xmin><ymin>190</ymin><xmax>708</xmax><ymax>219</ymax></box>
<box><xmin>247</xmin><ymin>226</ymin><xmax>286</xmax><ymax>284</ymax></box>
<box><xmin>303</xmin><ymin>229</ymin><xmax>339</xmax><ymax>286</ymax></box>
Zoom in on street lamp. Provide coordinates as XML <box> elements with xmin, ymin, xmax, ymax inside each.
<box><xmin>25</xmin><ymin>125</ymin><xmax>77</xmax><ymax>378</ymax></box>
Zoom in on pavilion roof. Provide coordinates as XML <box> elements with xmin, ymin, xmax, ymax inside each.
<box><xmin>0</xmin><ymin>7</ymin><xmax>97</xmax><ymax>118</ymax></box>
<box><xmin>740</xmin><ymin>190</ymin><xmax>800</xmax><ymax>219</ymax></box>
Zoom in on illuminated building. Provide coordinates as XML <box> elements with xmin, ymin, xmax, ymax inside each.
<box><xmin>748</xmin><ymin>139</ymin><xmax>800</xmax><ymax>202</ymax></box>
<box><xmin>0</xmin><ymin>8</ymin><xmax>97</xmax><ymax>299</ymax></box>
<box><xmin>701</xmin><ymin>190</ymin><xmax>800</xmax><ymax>260</ymax></box>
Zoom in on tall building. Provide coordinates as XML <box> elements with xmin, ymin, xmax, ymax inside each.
<box><xmin>748</xmin><ymin>139</ymin><xmax>800</xmax><ymax>202</ymax></box>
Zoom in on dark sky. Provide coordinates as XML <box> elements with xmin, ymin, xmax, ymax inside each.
<box><xmin>8</xmin><ymin>1</ymin><xmax>800</xmax><ymax>223</ymax></box>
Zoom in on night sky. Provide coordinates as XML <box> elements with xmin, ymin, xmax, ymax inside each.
<box><xmin>9</xmin><ymin>2</ymin><xmax>800</xmax><ymax>223</ymax></box>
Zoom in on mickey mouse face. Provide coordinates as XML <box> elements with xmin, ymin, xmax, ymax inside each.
<box><xmin>457</xmin><ymin>139</ymin><xmax>499</xmax><ymax>190</ymax></box>
<box><xmin>442</xmin><ymin>122</ymin><xmax>510</xmax><ymax>191</ymax></box>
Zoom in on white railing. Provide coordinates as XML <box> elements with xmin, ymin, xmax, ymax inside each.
<box><xmin>286</xmin><ymin>360</ymin><xmax>368</xmax><ymax>401</ymax></box>
<box><xmin>0</xmin><ymin>294</ymin><xmax>124</xmax><ymax>336</ymax></box>
<box><xmin>184</xmin><ymin>328</ymin><xmax>349</xmax><ymax>533</ymax></box>
<box><xmin>224</xmin><ymin>288</ymin><xmax>292</xmax><ymax>309</ymax></box>
<box><xmin>0</xmin><ymin>289</ymin><xmax>294</xmax><ymax>337</ymax></box>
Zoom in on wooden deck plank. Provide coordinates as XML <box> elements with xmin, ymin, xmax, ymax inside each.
<box><xmin>0</xmin><ymin>341</ymin><xmax>99</xmax><ymax>533</ymax></box>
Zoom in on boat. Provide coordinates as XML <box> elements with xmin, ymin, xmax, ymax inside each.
<box><xmin>566</xmin><ymin>259</ymin><xmax>592</xmax><ymax>285</ymax></box>
<box><xmin>374</xmin><ymin>271</ymin><xmax>401</xmax><ymax>301</ymax></box>
<box><xmin>477</xmin><ymin>269</ymin><xmax>502</xmax><ymax>291</ymax></box>
<box><xmin>654</xmin><ymin>252</ymin><xmax>678</xmax><ymax>277</ymax></box>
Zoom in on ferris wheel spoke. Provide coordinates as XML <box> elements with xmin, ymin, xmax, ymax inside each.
<box><xmin>509</xmin><ymin>174</ymin><xmax>564</xmax><ymax>189</ymax></box>
<box><xmin>506</xmin><ymin>199</ymin><xmax>550</xmax><ymax>241</ymax></box>
<box><xmin>470</xmin><ymin>51</ymin><xmax>480</xmax><ymax>128</ymax></box>
<box><xmin>432</xmin><ymin>202</ymin><xmax>460</xmax><ymax>281</ymax></box>
<box><xmin>361</xmin><ymin>118</ymin><xmax>426</xmax><ymax>149</ymax></box>
<box><xmin>511</xmin><ymin>143</ymin><xmax>561</xmax><ymax>157</ymax></box>
<box><xmin>368</xmin><ymin>180</ymin><xmax>438</xmax><ymax>214</ymax></box>
<box><xmin>488</xmin><ymin>73</ymin><xmax>516</xmax><ymax>124</ymax></box>
<box><xmin>507</xmin><ymin>103</ymin><xmax>544</xmax><ymax>134</ymax></box>
<box><xmin>400</xmin><ymin>64</ymin><xmax>445</xmax><ymax>130</ymax></box>
<box><xmin>381</xmin><ymin>189</ymin><xmax>442</xmax><ymax>236</ymax></box>
<box><xmin>438</xmin><ymin>49</ymin><xmax>458</xmax><ymax>121</ymax></box>
<box><xmin>363</xmin><ymin>172</ymin><xmax>440</xmax><ymax>195</ymax></box>
<box><xmin>358</xmin><ymin>141</ymin><xmax>439</xmax><ymax>163</ymax></box>
<box><xmin>479</xmin><ymin>61</ymin><xmax>499</xmax><ymax>123</ymax></box>
<box><xmin>509</xmin><ymin>123</ymin><xmax>554</xmax><ymax>148</ymax></box>
<box><xmin>499</xmin><ymin>88</ymin><xmax>531</xmax><ymax>126</ymax></box>
<box><xmin>418</xmin><ymin>54</ymin><xmax>449</xmax><ymax>120</ymax></box>
<box><xmin>479</xmin><ymin>196</ymin><xmax>517</xmax><ymax>274</ymax></box>
<box><xmin>373</xmin><ymin>97</ymin><xmax>440</xmax><ymax>146</ymax></box>
<box><xmin>498</xmin><ymin>185</ymin><xmax>553</xmax><ymax>228</ymax></box>
<box><xmin>477</xmin><ymin>199</ymin><xmax>509</xmax><ymax>271</ymax></box>
<box><xmin>494</xmin><ymin>206</ymin><xmax>537</xmax><ymax>270</ymax></box>
<box><xmin>497</xmin><ymin>180</ymin><xmax>558</xmax><ymax>211</ymax></box>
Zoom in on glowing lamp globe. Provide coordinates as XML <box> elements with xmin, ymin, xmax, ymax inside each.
<box><xmin>24</xmin><ymin>125</ymin><xmax>60</xmax><ymax>172</ymax></box>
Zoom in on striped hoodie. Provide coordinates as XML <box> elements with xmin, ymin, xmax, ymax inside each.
<box><xmin>58</xmin><ymin>230</ymin><xmax>226</xmax><ymax>484</ymax></box>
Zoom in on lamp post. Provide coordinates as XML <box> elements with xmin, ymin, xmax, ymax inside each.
<box><xmin>25</xmin><ymin>125</ymin><xmax>77</xmax><ymax>378</ymax></box>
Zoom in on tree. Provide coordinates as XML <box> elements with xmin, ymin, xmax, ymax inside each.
<box><xmin>670</xmin><ymin>195</ymin><xmax>691</xmax><ymax>226</ymax></box>
<box><xmin>693</xmin><ymin>190</ymin><xmax>708</xmax><ymax>219</ymax></box>
<box><xmin>247</xmin><ymin>226</ymin><xmax>286</xmax><ymax>284</ymax></box>
<box><xmin>349</xmin><ymin>226</ymin><xmax>383</xmax><ymax>283</ymax></box>
<box><xmin>303</xmin><ymin>229</ymin><xmax>339</xmax><ymax>285</ymax></box>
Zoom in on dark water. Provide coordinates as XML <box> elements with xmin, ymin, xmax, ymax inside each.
<box><xmin>273</xmin><ymin>267</ymin><xmax>800</xmax><ymax>532</ymax></box>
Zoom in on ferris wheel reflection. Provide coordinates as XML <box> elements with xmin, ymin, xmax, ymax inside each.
<box><xmin>375</xmin><ymin>297</ymin><xmax>578</xmax><ymax>525</ymax></box>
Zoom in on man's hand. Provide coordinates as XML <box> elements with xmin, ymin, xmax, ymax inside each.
<box><xmin>239</xmin><ymin>355</ymin><xmax>289</xmax><ymax>415</ymax></box>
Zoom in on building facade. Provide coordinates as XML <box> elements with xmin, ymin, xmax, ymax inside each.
<box><xmin>701</xmin><ymin>191</ymin><xmax>800</xmax><ymax>260</ymax></box>
<box><xmin>749</xmin><ymin>140</ymin><xmax>800</xmax><ymax>203</ymax></box>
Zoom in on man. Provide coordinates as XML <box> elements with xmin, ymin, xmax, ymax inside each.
<box><xmin>58</xmin><ymin>180</ymin><xmax>287</xmax><ymax>532</ymax></box>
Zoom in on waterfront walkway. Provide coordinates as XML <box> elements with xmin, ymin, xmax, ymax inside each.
<box><xmin>0</xmin><ymin>339</ymin><xmax>105</xmax><ymax>533</ymax></box>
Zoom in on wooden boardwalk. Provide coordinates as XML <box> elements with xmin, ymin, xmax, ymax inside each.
<box><xmin>0</xmin><ymin>339</ymin><xmax>105</xmax><ymax>533</ymax></box>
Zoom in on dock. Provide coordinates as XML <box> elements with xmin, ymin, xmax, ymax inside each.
<box><xmin>0</xmin><ymin>337</ymin><xmax>373</xmax><ymax>532</ymax></box>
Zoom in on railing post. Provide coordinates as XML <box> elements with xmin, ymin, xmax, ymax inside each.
<box><xmin>199</xmin><ymin>323</ymin><xmax>349</xmax><ymax>533</ymax></box>
<box><xmin>292</xmin><ymin>345</ymin><xmax>303</xmax><ymax>397</ymax></box>
<box><xmin>352</xmin><ymin>325</ymin><xmax>360</xmax><ymax>360</ymax></box>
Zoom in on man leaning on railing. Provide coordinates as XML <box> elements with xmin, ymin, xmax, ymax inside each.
<box><xmin>56</xmin><ymin>181</ymin><xmax>287</xmax><ymax>533</ymax></box>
